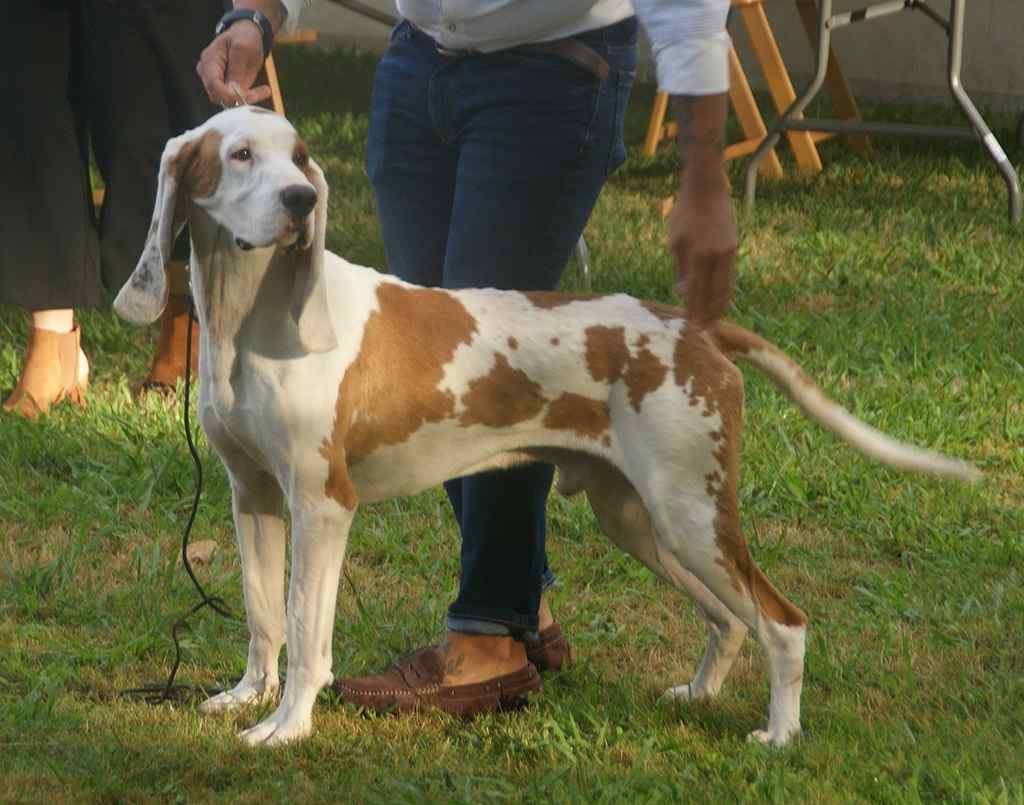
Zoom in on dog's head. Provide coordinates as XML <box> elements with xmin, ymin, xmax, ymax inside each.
<box><xmin>113</xmin><ymin>106</ymin><xmax>336</xmax><ymax>353</ymax></box>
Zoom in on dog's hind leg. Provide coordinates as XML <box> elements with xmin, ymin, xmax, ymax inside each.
<box><xmin>654</xmin><ymin>549</ymin><xmax>749</xmax><ymax>705</ymax></box>
<box><xmin>238</xmin><ymin>489</ymin><xmax>355</xmax><ymax>747</ymax></box>
<box><xmin>580</xmin><ymin>461</ymin><xmax>748</xmax><ymax>703</ymax></box>
<box><xmin>200</xmin><ymin>469</ymin><xmax>286</xmax><ymax>714</ymax></box>
<box><xmin>643</xmin><ymin>393</ymin><xmax>807</xmax><ymax>746</ymax></box>
<box><xmin>651</xmin><ymin>494</ymin><xmax>807</xmax><ymax>746</ymax></box>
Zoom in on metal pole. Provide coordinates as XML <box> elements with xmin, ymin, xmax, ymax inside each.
<box><xmin>945</xmin><ymin>0</ymin><xmax>1021</xmax><ymax>224</ymax></box>
<box><xmin>744</xmin><ymin>0</ymin><xmax>833</xmax><ymax>212</ymax></box>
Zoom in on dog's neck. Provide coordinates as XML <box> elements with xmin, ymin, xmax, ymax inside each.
<box><xmin>187</xmin><ymin>208</ymin><xmax>306</xmax><ymax>386</ymax></box>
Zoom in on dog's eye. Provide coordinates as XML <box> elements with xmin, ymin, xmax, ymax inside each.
<box><xmin>293</xmin><ymin>151</ymin><xmax>308</xmax><ymax>168</ymax></box>
<box><xmin>232</xmin><ymin>148</ymin><xmax>252</xmax><ymax>162</ymax></box>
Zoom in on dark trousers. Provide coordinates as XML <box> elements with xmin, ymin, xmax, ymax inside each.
<box><xmin>1</xmin><ymin>2</ymin><xmax>101</xmax><ymax>310</ymax></box>
<box><xmin>366</xmin><ymin>17</ymin><xmax>637</xmax><ymax>635</ymax></box>
<box><xmin>86</xmin><ymin>0</ymin><xmax>222</xmax><ymax>290</ymax></box>
<box><xmin>0</xmin><ymin>1</ymin><xmax>220</xmax><ymax>311</ymax></box>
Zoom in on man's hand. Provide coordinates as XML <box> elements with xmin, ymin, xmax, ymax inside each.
<box><xmin>668</xmin><ymin>94</ymin><xmax>738</xmax><ymax>326</ymax></box>
<box><xmin>198</xmin><ymin>23</ymin><xmax>272</xmax><ymax>107</ymax></box>
<box><xmin>197</xmin><ymin>2</ymin><xmax>289</xmax><ymax>107</ymax></box>
<box><xmin>669</xmin><ymin>169</ymin><xmax>737</xmax><ymax>326</ymax></box>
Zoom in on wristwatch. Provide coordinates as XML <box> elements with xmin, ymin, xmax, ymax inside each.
<box><xmin>215</xmin><ymin>8</ymin><xmax>274</xmax><ymax>60</ymax></box>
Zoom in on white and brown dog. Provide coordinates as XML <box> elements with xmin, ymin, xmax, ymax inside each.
<box><xmin>114</xmin><ymin>107</ymin><xmax>978</xmax><ymax>748</ymax></box>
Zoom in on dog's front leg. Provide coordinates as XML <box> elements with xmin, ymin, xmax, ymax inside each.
<box><xmin>201</xmin><ymin>471</ymin><xmax>286</xmax><ymax>714</ymax></box>
<box><xmin>238</xmin><ymin>496</ymin><xmax>355</xmax><ymax>747</ymax></box>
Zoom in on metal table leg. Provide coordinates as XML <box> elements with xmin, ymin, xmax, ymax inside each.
<box><xmin>945</xmin><ymin>0</ymin><xmax>1021</xmax><ymax>224</ymax></box>
<box><xmin>573</xmin><ymin>236</ymin><xmax>591</xmax><ymax>290</ymax></box>
<box><xmin>744</xmin><ymin>0</ymin><xmax>834</xmax><ymax>210</ymax></box>
<box><xmin>743</xmin><ymin>0</ymin><xmax>1022</xmax><ymax>224</ymax></box>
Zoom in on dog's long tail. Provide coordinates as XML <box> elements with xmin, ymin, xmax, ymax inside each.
<box><xmin>711</xmin><ymin>321</ymin><xmax>982</xmax><ymax>482</ymax></box>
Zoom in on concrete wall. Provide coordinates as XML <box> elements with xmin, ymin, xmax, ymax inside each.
<box><xmin>300</xmin><ymin>0</ymin><xmax>1023</xmax><ymax>112</ymax></box>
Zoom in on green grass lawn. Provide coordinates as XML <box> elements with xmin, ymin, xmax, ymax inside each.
<box><xmin>1</xmin><ymin>46</ymin><xmax>1022</xmax><ymax>803</ymax></box>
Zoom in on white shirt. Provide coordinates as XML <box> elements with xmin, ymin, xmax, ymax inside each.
<box><xmin>280</xmin><ymin>0</ymin><xmax>730</xmax><ymax>95</ymax></box>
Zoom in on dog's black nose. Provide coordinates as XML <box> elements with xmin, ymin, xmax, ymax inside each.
<box><xmin>281</xmin><ymin>185</ymin><xmax>317</xmax><ymax>219</ymax></box>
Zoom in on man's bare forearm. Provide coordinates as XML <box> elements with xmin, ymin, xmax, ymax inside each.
<box><xmin>667</xmin><ymin>92</ymin><xmax>736</xmax><ymax>325</ymax></box>
<box><xmin>672</xmin><ymin>94</ymin><xmax>728</xmax><ymax>185</ymax></box>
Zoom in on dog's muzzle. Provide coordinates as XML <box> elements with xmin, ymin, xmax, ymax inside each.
<box><xmin>281</xmin><ymin>185</ymin><xmax>317</xmax><ymax>221</ymax></box>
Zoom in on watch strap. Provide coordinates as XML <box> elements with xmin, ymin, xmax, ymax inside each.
<box><xmin>215</xmin><ymin>8</ymin><xmax>274</xmax><ymax>59</ymax></box>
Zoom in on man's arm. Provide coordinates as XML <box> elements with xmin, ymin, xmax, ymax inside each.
<box><xmin>197</xmin><ymin>1</ymin><xmax>306</xmax><ymax>107</ymax></box>
<box><xmin>633</xmin><ymin>0</ymin><xmax>737</xmax><ymax>325</ymax></box>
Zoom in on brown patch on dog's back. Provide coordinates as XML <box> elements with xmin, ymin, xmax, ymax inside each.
<box><xmin>673</xmin><ymin>328</ymin><xmax>734</xmax><ymax>415</ymax></box>
<box><xmin>585</xmin><ymin>326</ymin><xmax>629</xmax><ymax>384</ymax></box>
<box><xmin>525</xmin><ymin>291</ymin><xmax>603</xmax><ymax>309</ymax></box>
<box><xmin>319</xmin><ymin>285</ymin><xmax>478</xmax><ymax>507</ymax></box>
<box><xmin>624</xmin><ymin>345</ymin><xmax>668</xmax><ymax>411</ymax></box>
<box><xmin>585</xmin><ymin>326</ymin><xmax>668</xmax><ymax>412</ymax></box>
<box><xmin>642</xmin><ymin>301</ymin><xmax>684</xmax><ymax>322</ymax></box>
<box><xmin>544</xmin><ymin>393</ymin><xmax>610</xmax><ymax>439</ymax></box>
<box><xmin>459</xmin><ymin>353</ymin><xmax>546</xmax><ymax>428</ymax></box>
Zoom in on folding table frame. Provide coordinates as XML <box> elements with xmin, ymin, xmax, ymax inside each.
<box><xmin>743</xmin><ymin>0</ymin><xmax>1021</xmax><ymax>224</ymax></box>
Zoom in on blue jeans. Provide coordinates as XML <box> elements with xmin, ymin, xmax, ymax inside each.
<box><xmin>366</xmin><ymin>16</ymin><xmax>637</xmax><ymax>636</ymax></box>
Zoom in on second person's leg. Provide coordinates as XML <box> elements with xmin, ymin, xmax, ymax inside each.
<box><xmin>337</xmin><ymin>19</ymin><xmax>637</xmax><ymax>712</ymax></box>
<box><xmin>440</xmin><ymin>19</ymin><xmax>638</xmax><ymax>672</ymax></box>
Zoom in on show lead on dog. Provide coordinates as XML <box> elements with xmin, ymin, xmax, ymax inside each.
<box><xmin>197</xmin><ymin>0</ymin><xmax>737</xmax><ymax>715</ymax></box>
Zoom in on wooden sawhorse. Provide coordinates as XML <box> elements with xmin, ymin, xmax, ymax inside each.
<box><xmin>643</xmin><ymin>0</ymin><xmax>863</xmax><ymax>179</ymax></box>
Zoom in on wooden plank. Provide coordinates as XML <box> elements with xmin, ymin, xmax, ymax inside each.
<box><xmin>643</xmin><ymin>91</ymin><xmax>670</xmax><ymax>157</ymax></box>
<box><xmin>277</xmin><ymin>29</ymin><xmax>318</xmax><ymax>45</ymax></box>
<box><xmin>727</xmin><ymin>45</ymin><xmax>784</xmax><ymax>178</ymax></box>
<box><xmin>640</xmin><ymin>0</ymin><xmax>837</xmax><ymax>174</ymax></box>
<box><xmin>739</xmin><ymin>3</ymin><xmax>822</xmax><ymax>173</ymax></box>
<box><xmin>265</xmin><ymin>53</ymin><xmax>286</xmax><ymax>116</ymax></box>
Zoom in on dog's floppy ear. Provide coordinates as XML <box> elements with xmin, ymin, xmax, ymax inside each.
<box><xmin>290</xmin><ymin>157</ymin><xmax>338</xmax><ymax>353</ymax></box>
<box><xmin>113</xmin><ymin>133</ymin><xmax>193</xmax><ymax>324</ymax></box>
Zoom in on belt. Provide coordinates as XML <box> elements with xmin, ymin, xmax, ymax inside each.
<box><xmin>436</xmin><ymin>37</ymin><xmax>610</xmax><ymax>82</ymax></box>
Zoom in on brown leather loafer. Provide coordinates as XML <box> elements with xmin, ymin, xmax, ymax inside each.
<box><xmin>524</xmin><ymin>623</ymin><xmax>573</xmax><ymax>673</ymax></box>
<box><xmin>333</xmin><ymin>645</ymin><xmax>541</xmax><ymax>717</ymax></box>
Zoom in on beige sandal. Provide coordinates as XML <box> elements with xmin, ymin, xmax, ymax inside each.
<box><xmin>3</xmin><ymin>325</ymin><xmax>89</xmax><ymax>419</ymax></box>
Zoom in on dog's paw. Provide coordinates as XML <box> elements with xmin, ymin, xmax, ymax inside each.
<box><xmin>659</xmin><ymin>683</ymin><xmax>713</xmax><ymax>704</ymax></box>
<box><xmin>238</xmin><ymin>713</ymin><xmax>312</xmax><ymax>747</ymax></box>
<box><xmin>200</xmin><ymin>679</ymin><xmax>278</xmax><ymax>714</ymax></box>
<box><xmin>746</xmin><ymin>723</ymin><xmax>801</xmax><ymax>747</ymax></box>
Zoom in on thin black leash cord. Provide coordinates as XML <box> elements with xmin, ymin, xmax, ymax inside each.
<box><xmin>122</xmin><ymin>299</ymin><xmax>238</xmax><ymax>704</ymax></box>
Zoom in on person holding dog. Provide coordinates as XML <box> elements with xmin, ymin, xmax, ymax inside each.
<box><xmin>1</xmin><ymin>1</ymin><xmax>221</xmax><ymax>418</ymax></box>
<box><xmin>198</xmin><ymin>0</ymin><xmax>735</xmax><ymax>714</ymax></box>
